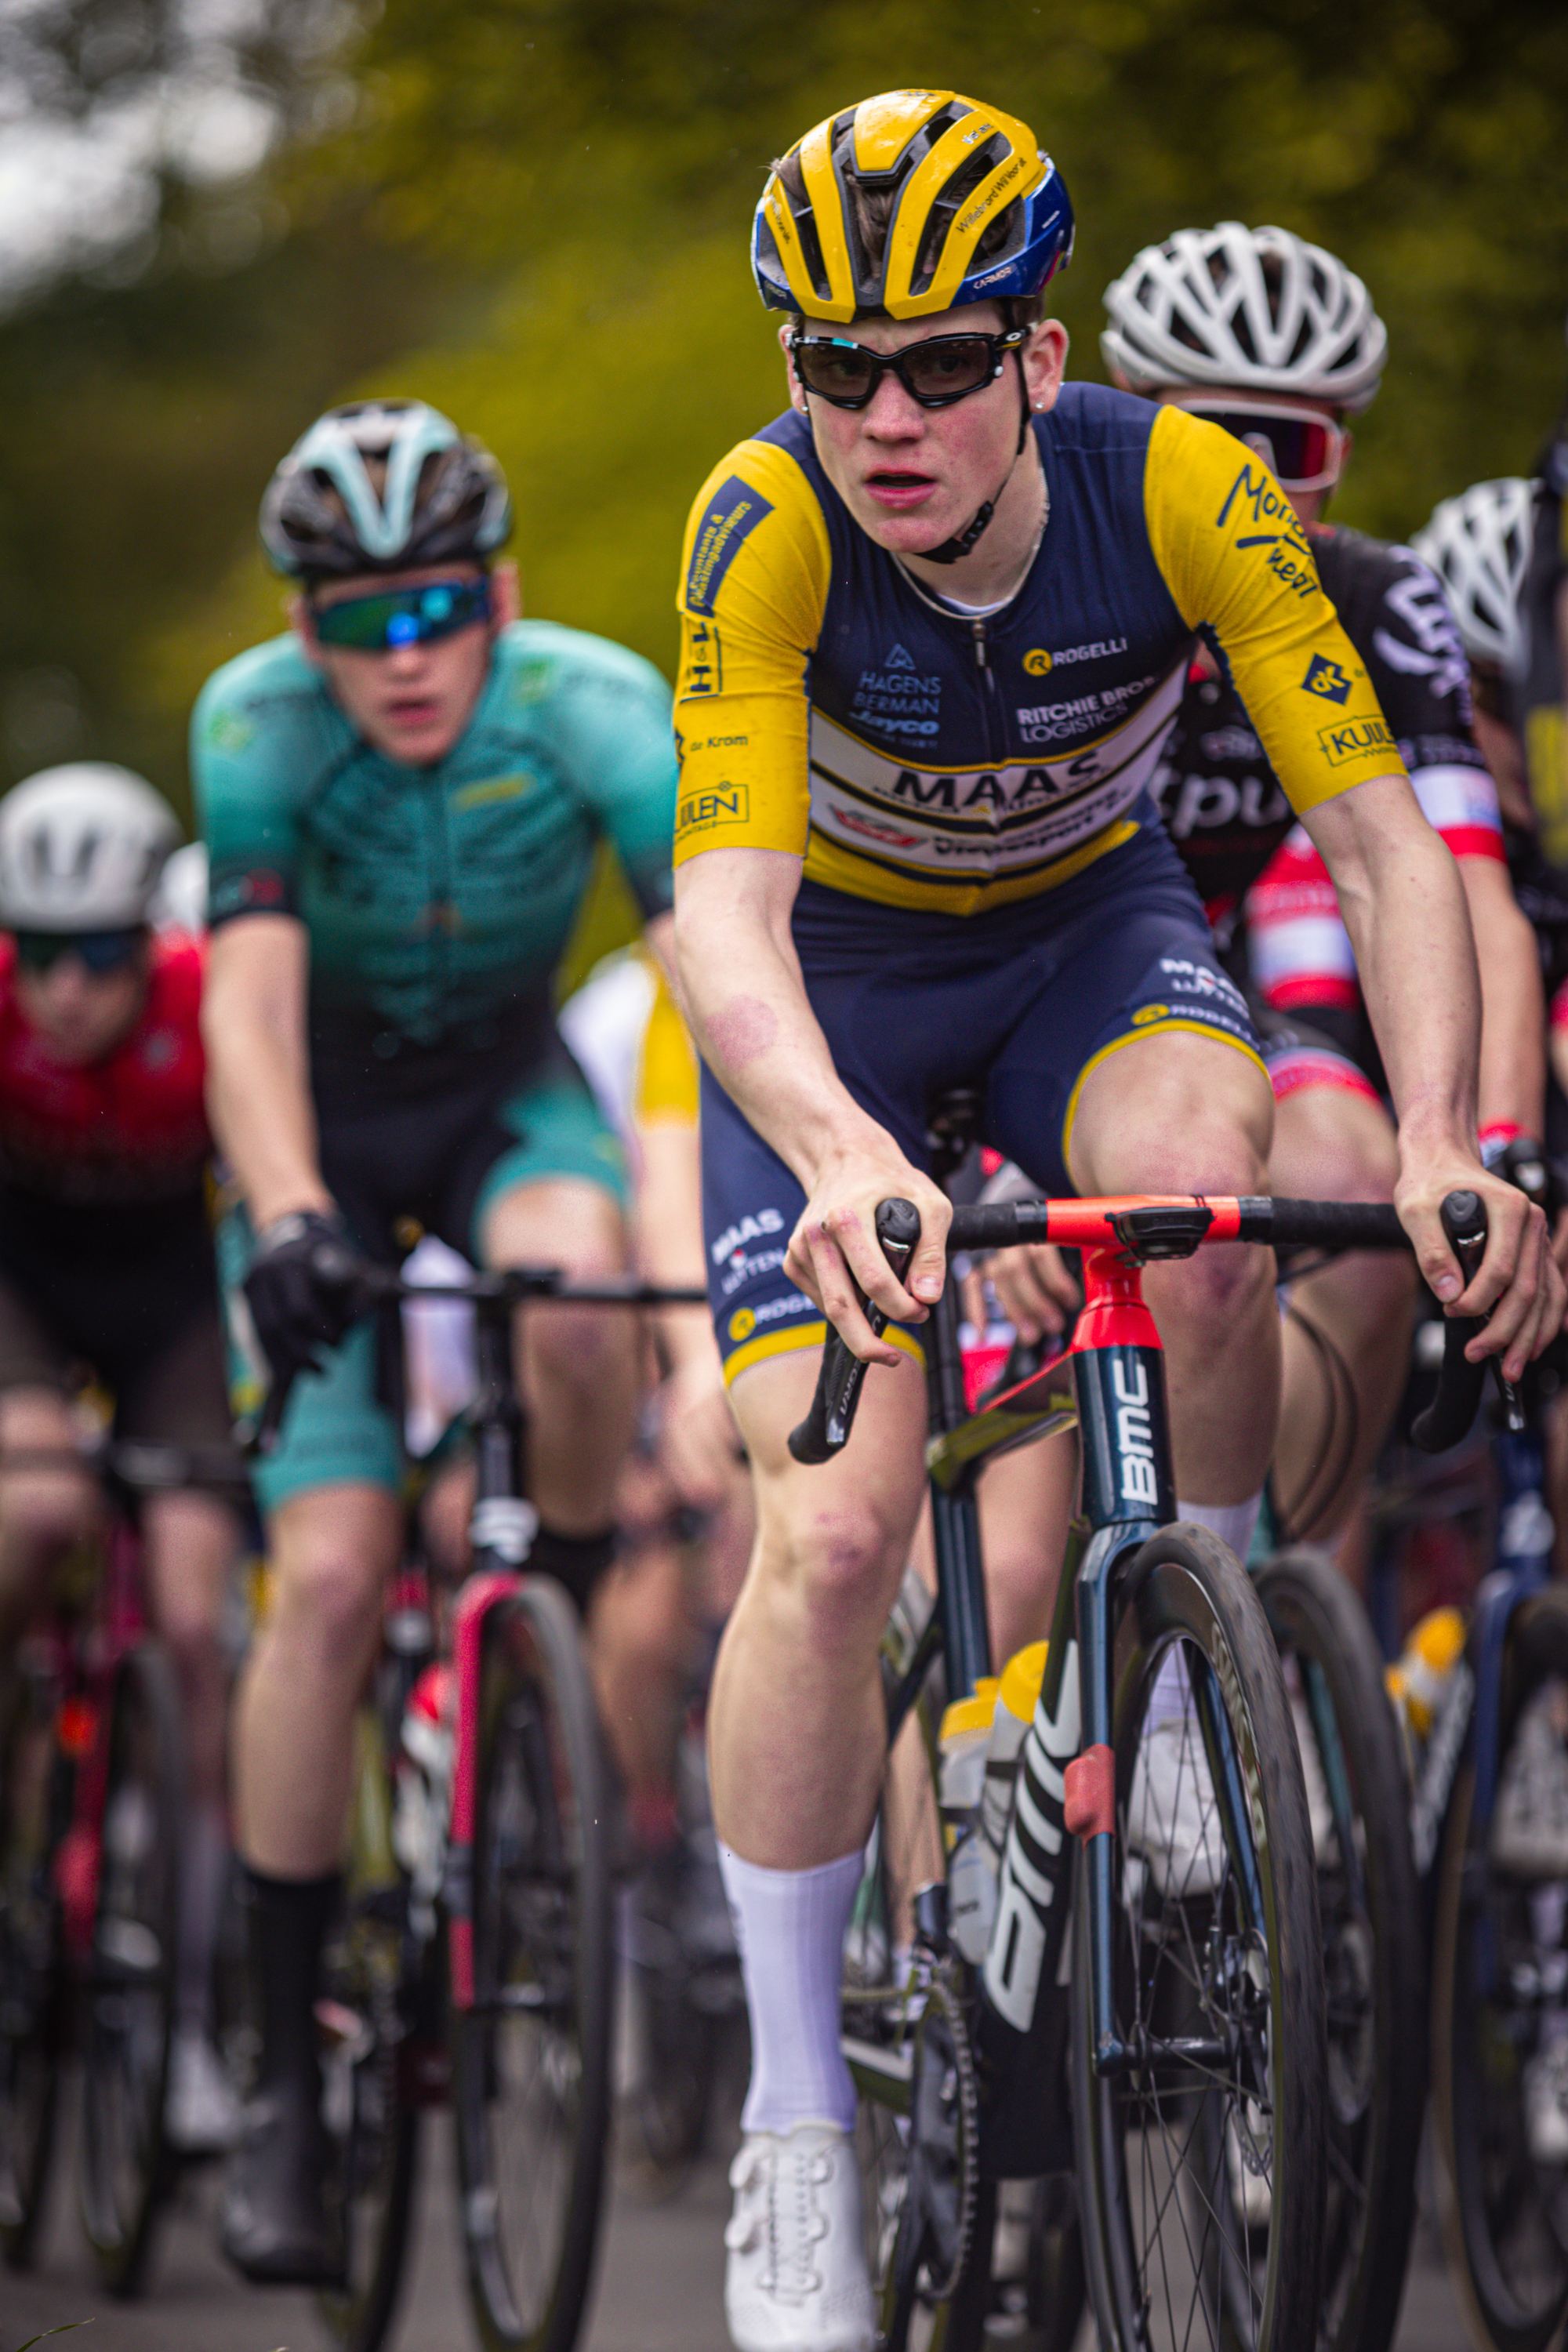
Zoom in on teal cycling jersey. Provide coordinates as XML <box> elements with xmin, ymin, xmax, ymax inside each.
<box><xmin>192</xmin><ymin>620</ymin><xmax>677</xmax><ymax>1055</ymax></box>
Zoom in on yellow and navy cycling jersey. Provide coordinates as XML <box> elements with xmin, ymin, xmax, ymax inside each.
<box><xmin>674</xmin><ymin>386</ymin><xmax>1405</xmax><ymax>917</ymax></box>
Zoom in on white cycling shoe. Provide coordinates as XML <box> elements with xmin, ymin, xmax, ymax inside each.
<box><xmin>724</xmin><ymin>2122</ymin><xmax>874</xmax><ymax>2352</ymax></box>
<box><xmin>1127</xmin><ymin>1715</ymin><xmax>1226</xmax><ymax>1898</ymax></box>
<box><xmin>165</xmin><ymin>2020</ymin><xmax>242</xmax><ymax>2154</ymax></box>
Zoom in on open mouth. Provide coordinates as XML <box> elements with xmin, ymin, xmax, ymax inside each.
<box><xmin>864</xmin><ymin>469</ymin><xmax>937</xmax><ymax>510</ymax></box>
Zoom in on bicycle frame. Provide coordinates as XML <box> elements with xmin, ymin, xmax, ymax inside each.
<box><xmin>868</xmin><ymin>1199</ymin><xmax>1287</xmax><ymax>2179</ymax></box>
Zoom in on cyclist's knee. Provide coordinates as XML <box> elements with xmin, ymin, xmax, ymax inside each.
<box><xmin>265</xmin><ymin>1494</ymin><xmax>398</xmax><ymax>1668</ymax></box>
<box><xmin>760</xmin><ymin>1494</ymin><xmax>909</xmax><ymax>1650</ymax></box>
<box><xmin>0</xmin><ymin>1390</ymin><xmax>95</xmax><ymax>1575</ymax></box>
<box><xmin>529</xmin><ymin>1297</ymin><xmax>634</xmax><ymax>1399</ymax></box>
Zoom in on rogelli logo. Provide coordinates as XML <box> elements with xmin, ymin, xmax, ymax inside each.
<box><xmin>728</xmin><ymin>1308</ymin><xmax>756</xmax><ymax>1342</ymax></box>
<box><xmin>1023</xmin><ymin>649</ymin><xmax>1053</xmax><ymax>676</ymax></box>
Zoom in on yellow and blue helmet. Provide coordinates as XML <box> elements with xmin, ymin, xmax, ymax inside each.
<box><xmin>752</xmin><ymin>90</ymin><xmax>1073</xmax><ymax>323</ymax></box>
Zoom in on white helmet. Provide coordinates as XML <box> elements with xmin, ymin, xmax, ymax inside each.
<box><xmin>1102</xmin><ymin>222</ymin><xmax>1387</xmax><ymax>412</ymax></box>
<box><xmin>151</xmin><ymin>840</ymin><xmax>209</xmax><ymax>935</ymax></box>
<box><xmin>0</xmin><ymin>764</ymin><xmax>181</xmax><ymax>931</ymax></box>
<box><xmin>1410</xmin><ymin>478</ymin><xmax>1534</xmax><ymax>677</ymax></box>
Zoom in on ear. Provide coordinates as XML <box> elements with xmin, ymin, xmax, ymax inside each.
<box><xmin>289</xmin><ymin>593</ymin><xmax>326</xmax><ymax>673</ymax></box>
<box><xmin>779</xmin><ymin>320</ymin><xmax>808</xmax><ymax>417</ymax></box>
<box><xmin>489</xmin><ymin>562</ymin><xmax>521</xmax><ymax>629</ymax></box>
<box><xmin>1022</xmin><ymin>320</ymin><xmax>1070</xmax><ymax>417</ymax></box>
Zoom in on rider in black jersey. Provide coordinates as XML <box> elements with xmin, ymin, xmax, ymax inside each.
<box><xmin>989</xmin><ymin>223</ymin><xmax>1547</xmax><ymax>1547</ymax></box>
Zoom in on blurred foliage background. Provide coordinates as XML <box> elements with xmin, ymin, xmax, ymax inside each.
<box><xmin>0</xmin><ymin>0</ymin><xmax>1563</xmax><ymax>973</ymax></box>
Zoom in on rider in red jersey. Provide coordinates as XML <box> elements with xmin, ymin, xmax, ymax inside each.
<box><xmin>0</xmin><ymin>764</ymin><xmax>241</xmax><ymax>2154</ymax></box>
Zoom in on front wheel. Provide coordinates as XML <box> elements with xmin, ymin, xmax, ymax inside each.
<box><xmin>452</xmin><ymin>1577</ymin><xmax>613</xmax><ymax>2352</ymax></box>
<box><xmin>0</xmin><ymin>1662</ymin><xmax>65</xmax><ymax>2268</ymax></box>
<box><xmin>1254</xmin><ymin>1546</ymin><xmax>1425</xmax><ymax>2352</ymax></box>
<box><xmin>78</xmin><ymin>1641</ymin><xmax>183</xmax><ymax>2294</ymax></box>
<box><xmin>1071</xmin><ymin>1523</ymin><xmax>1327</xmax><ymax>2352</ymax></box>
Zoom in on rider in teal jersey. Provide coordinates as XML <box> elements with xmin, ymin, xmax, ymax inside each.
<box><xmin>192</xmin><ymin>399</ymin><xmax>677</xmax><ymax>2284</ymax></box>
<box><xmin>197</xmin><ymin>622</ymin><xmax>674</xmax><ymax>1053</ymax></box>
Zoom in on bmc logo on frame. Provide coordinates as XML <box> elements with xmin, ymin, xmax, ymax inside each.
<box><xmin>1114</xmin><ymin>1358</ymin><xmax>1161</xmax><ymax>1506</ymax></box>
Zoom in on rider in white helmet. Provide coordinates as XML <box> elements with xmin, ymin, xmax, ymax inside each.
<box><xmin>0</xmin><ymin>763</ymin><xmax>243</xmax><ymax>2153</ymax></box>
<box><xmin>1102</xmin><ymin>222</ymin><xmax>1546</xmax><ymax>1539</ymax></box>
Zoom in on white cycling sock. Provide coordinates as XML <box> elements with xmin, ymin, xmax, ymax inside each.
<box><xmin>719</xmin><ymin>1843</ymin><xmax>862</xmax><ymax>2137</ymax></box>
<box><xmin>1148</xmin><ymin>1497</ymin><xmax>1265</xmax><ymax>1726</ymax></box>
<box><xmin>1178</xmin><ymin>1493</ymin><xmax>1264</xmax><ymax>1564</ymax></box>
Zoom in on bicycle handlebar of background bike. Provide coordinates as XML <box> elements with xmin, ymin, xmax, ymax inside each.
<box><xmin>787</xmin><ymin>1189</ymin><xmax>1495</xmax><ymax>1468</ymax></box>
<box><xmin>246</xmin><ymin>1243</ymin><xmax>710</xmax><ymax>1457</ymax></box>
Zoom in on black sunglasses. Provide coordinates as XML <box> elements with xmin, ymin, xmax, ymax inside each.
<box><xmin>790</xmin><ymin>328</ymin><xmax>1028</xmax><ymax>412</ymax></box>
<box><xmin>13</xmin><ymin>928</ymin><xmax>144</xmax><ymax>975</ymax></box>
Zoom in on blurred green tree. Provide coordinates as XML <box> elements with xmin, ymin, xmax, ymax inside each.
<box><xmin>2</xmin><ymin>0</ymin><xmax>1566</xmax><ymax>956</ymax></box>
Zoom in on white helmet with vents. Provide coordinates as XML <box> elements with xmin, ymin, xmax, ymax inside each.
<box><xmin>1102</xmin><ymin>222</ymin><xmax>1387</xmax><ymax>412</ymax></box>
<box><xmin>1410</xmin><ymin>477</ymin><xmax>1534</xmax><ymax>677</ymax></box>
<box><xmin>0</xmin><ymin>764</ymin><xmax>181</xmax><ymax>931</ymax></box>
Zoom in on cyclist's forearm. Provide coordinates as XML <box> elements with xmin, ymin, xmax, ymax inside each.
<box><xmin>202</xmin><ymin>924</ymin><xmax>332</xmax><ymax>1229</ymax></box>
<box><xmin>1462</xmin><ymin>856</ymin><xmax>1547</xmax><ymax>1138</ymax></box>
<box><xmin>674</xmin><ymin>860</ymin><xmax>894</xmax><ymax>1190</ymax></box>
<box><xmin>1311</xmin><ymin>776</ymin><xmax>1480</xmax><ymax>1156</ymax></box>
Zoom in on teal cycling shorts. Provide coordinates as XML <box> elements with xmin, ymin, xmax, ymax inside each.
<box><xmin>221</xmin><ymin>1049</ymin><xmax>630</xmax><ymax>1514</ymax></box>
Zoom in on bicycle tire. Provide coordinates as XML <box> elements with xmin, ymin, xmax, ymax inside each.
<box><xmin>316</xmin><ymin>1703</ymin><xmax>423</xmax><ymax>2352</ymax></box>
<box><xmin>0</xmin><ymin>1664</ymin><xmax>65</xmax><ymax>2268</ymax></box>
<box><xmin>1254</xmin><ymin>1547</ymin><xmax>1425</xmax><ymax>2352</ymax></box>
<box><xmin>1071</xmin><ymin>1522</ymin><xmax>1327</xmax><ymax>2352</ymax></box>
<box><xmin>452</xmin><ymin>1576</ymin><xmax>613</xmax><ymax>2352</ymax></box>
<box><xmin>79</xmin><ymin>1639</ymin><xmax>183</xmax><ymax>2295</ymax></box>
<box><xmin>1432</xmin><ymin>1584</ymin><xmax>1568</xmax><ymax>2352</ymax></box>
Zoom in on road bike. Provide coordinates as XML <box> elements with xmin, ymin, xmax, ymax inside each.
<box><xmin>249</xmin><ymin>1249</ymin><xmax>705</xmax><ymax>2352</ymax></box>
<box><xmin>1341</xmin><ymin>1157</ymin><xmax>1568</xmax><ymax>2352</ymax></box>
<box><xmin>0</xmin><ymin>1432</ymin><xmax>249</xmax><ymax>2295</ymax></box>
<box><xmin>793</xmin><ymin>1181</ymin><xmax>1489</xmax><ymax>2352</ymax></box>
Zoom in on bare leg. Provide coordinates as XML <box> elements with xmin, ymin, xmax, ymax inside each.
<box><xmin>480</xmin><ymin>1178</ymin><xmax>637</xmax><ymax>1535</ymax></box>
<box><xmin>0</xmin><ymin>1387</ymin><xmax>97</xmax><ymax>1654</ymax></box>
<box><xmin>232</xmin><ymin>1483</ymin><xmax>402</xmax><ymax>1875</ymax></box>
<box><xmin>710</xmin><ymin>1349</ymin><xmax>927</xmax><ymax>1869</ymax></box>
<box><xmin>143</xmin><ymin>1488</ymin><xmax>241</xmax><ymax>1810</ymax></box>
<box><xmin>1268</xmin><ymin>1084</ymin><xmax>1417</xmax><ymax>1543</ymax></box>
<box><xmin>1070</xmin><ymin>1032</ymin><xmax>1278</xmax><ymax>1506</ymax></box>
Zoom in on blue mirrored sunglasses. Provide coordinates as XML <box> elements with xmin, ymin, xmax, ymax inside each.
<box><xmin>310</xmin><ymin>577</ymin><xmax>492</xmax><ymax>652</ymax></box>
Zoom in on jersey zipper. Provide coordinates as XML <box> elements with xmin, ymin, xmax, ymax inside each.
<box><xmin>971</xmin><ymin>616</ymin><xmax>1005</xmax><ymax>765</ymax></box>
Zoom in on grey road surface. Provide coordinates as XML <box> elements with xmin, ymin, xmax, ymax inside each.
<box><xmin>1</xmin><ymin>2083</ymin><xmax>1477</xmax><ymax>2352</ymax></box>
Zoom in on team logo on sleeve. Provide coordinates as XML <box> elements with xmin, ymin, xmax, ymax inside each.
<box><xmin>1301</xmin><ymin>654</ymin><xmax>1352</xmax><ymax>705</ymax></box>
<box><xmin>686</xmin><ymin>477</ymin><xmax>775</xmax><ymax>616</ymax></box>
<box><xmin>684</xmin><ymin>618</ymin><xmax>723</xmax><ymax>695</ymax></box>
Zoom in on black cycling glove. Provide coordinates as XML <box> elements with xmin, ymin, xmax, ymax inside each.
<box><xmin>242</xmin><ymin>1209</ymin><xmax>366</xmax><ymax>1389</ymax></box>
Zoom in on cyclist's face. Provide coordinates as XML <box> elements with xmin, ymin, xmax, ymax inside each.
<box><xmin>296</xmin><ymin>561</ymin><xmax>520</xmax><ymax>767</ymax></box>
<box><xmin>782</xmin><ymin>302</ymin><xmax>1068</xmax><ymax>558</ymax></box>
<box><xmin>14</xmin><ymin>943</ymin><xmax>147</xmax><ymax>1064</ymax></box>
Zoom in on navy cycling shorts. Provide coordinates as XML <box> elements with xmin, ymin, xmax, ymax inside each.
<box><xmin>702</xmin><ymin>822</ymin><xmax>1263</xmax><ymax>1385</ymax></box>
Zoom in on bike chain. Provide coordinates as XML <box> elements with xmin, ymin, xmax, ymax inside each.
<box><xmin>900</xmin><ymin>1962</ymin><xmax>980</xmax><ymax>2306</ymax></box>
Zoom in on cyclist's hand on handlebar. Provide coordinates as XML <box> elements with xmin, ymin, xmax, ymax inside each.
<box><xmin>1395</xmin><ymin>1155</ymin><xmax>1563</xmax><ymax>1381</ymax></box>
<box><xmin>242</xmin><ymin>1207</ymin><xmax>368</xmax><ymax>1387</ymax></box>
<box><xmin>784</xmin><ymin>1145</ymin><xmax>950</xmax><ymax>1363</ymax></box>
<box><xmin>982</xmin><ymin>1243</ymin><xmax>1080</xmax><ymax>1344</ymax></box>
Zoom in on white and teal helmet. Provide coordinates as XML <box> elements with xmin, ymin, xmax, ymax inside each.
<box><xmin>0</xmin><ymin>764</ymin><xmax>180</xmax><ymax>931</ymax></box>
<box><xmin>260</xmin><ymin>398</ymin><xmax>512</xmax><ymax>580</ymax></box>
<box><xmin>1410</xmin><ymin>477</ymin><xmax>1534</xmax><ymax>676</ymax></box>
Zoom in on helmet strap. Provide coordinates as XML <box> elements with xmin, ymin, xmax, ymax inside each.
<box><xmin>919</xmin><ymin>352</ymin><xmax>1035</xmax><ymax>566</ymax></box>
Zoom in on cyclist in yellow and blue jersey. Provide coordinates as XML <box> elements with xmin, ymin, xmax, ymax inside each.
<box><xmin>669</xmin><ymin>89</ymin><xmax>1562</xmax><ymax>2352</ymax></box>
